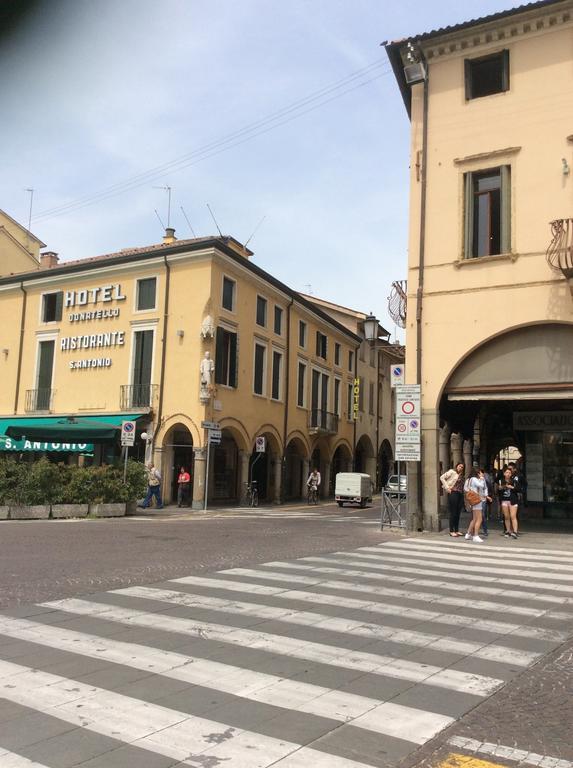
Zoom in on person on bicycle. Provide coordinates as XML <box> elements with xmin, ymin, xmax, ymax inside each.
<box><xmin>307</xmin><ymin>467</ymin><xmax>321</xmax><ymax>496</ymax></box>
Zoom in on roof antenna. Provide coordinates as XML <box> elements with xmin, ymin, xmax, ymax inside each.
<box><xmin>153</xmin><ymin>185</ymin><xmax>172</xmax><ymax>227</ymax></box>
<box><xmin>23</xmin><ymin>188</ymin><xmax>34</xmax><ymax>249</ymax></box>
<box><xmin>304</xmin><ymin>284</ymin><xmax>313</xmax><ymax>295</ymax></box>
<box><xmin>206</xmin><ymin>203</ymin><xmax>224</xmax><ymax>237</ymax></box>
<box><xmin>154</xmin><ymin>208</ymin><xmax>165</xmax><ymax>230</ymax></box>
<box><xmin>244</xmin><ymin>215</ymin><xmax>267</xmax><ymax>248</ymax></box>
<box><xmin>180</xmin><ymin>206</ymin><xmax>196</xmax><ymax>237</ymax></box>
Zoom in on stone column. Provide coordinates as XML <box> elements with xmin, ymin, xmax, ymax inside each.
<box><xmin>365</xmin><ymin>456</ymin><xmax>377</xmax><ymax>483</ymax></box>
<box><xmin>239</xmin><ymin>450</ymin><xmax>250</xmax><ymax>503</ymax></box>
<box><xmin>322</xmin><ymin>461</ymin><xmax>331</xmax><ymax>498</ymax></box>
<box><xmin>420</xmin><ymin>408</ymin><xmax>441</xmax><ymax>532</ymax></box>
<box><xmin>301</xmin><ymin>458</ymin><xmax>310</xmax><ymax>499</ymax></box>
<box><xmin>439</xmin><ymin>423</ymin><xmax>451</xmax><ymax>513</ymax></box>
<box><xmin>192</xmin><ymin>447</ymin><xmax>206</xmax><ymax>510</ymax></box>
<box><xmin>463</xmin><ymin>439</ymin><xmax>473</xmax><ymax>474</ymax></box>
<box><xmin>451</xmin><ymin>432</ymin><xmax>463</xmax><ymax>467</ymax></box>
<box><xmin>273</xmin><ymin>455</ymin><xmax>282</xmax><ymax>504</ymax></box>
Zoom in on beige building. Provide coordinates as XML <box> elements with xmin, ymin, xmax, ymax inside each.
<box><xmin>0</xmin><ymin>208</ymin><xmax>45</xmax><ymax>276</ymax></box>
<box><xmin>0</xmin><ymin>224</ymin><xmax>391</xmax><ymax>508</ymax></box>
<box><xmin>304</xmin><ymin>295</ymin><xmax>404</xmax><ymax>489</ymax></box>
<box><xmin>386</xmin><ymin>0</ymin><xmax>573</xmax><ymax>527</ymax></box>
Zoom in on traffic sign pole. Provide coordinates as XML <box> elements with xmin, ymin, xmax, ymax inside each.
<box><xmin>204</xmin><ymin>438</ymin><xmax>211</xmax><ymax>511</ymax></box>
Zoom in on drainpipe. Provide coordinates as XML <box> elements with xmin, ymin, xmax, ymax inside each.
<box><xmin>352</xmin><ymin>342</ymin><xmax>359</xmax><ymax>470</ymax></box>
<box><xmin>414</xmin><ymin>58</ymin><xmax>429</xmax><ymax>529</ymax></box>
<box><xmin>155</xmin><ymin>254</ymin><xmax>171</xmax><ymax>460</ymax></box>
<box><xmin>14</xmin><ymin>282</ymin><xmax>27</xmax><ymax>414</ymax></box>
<box><xmin>281</xmin><ymin>297</ymin><xmax>294</xmax><ymax>502</ymax></box>
<box><xmin>375</xmin><ymin>348</ymin><xmax>381</xmax><ymax>489</ymax></box>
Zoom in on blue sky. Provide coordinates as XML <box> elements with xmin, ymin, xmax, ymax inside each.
<box><xmin>0</xmin><ymin>0</ymin><xmax>519</xmax><ymax>336</ymax></box>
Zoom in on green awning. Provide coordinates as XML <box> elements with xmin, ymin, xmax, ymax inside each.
<box><xmin>0</xmin><ymin>414</ymin><xmax>144</xmax><ymax>445</ymax></box>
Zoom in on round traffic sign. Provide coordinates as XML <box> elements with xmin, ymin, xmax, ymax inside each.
<box><xmin>397</xmin><ymin>423</ymin><xmax>407</xmax><ymax>433</ymax></box>
<box><xmin>393</xmin><ymin>366</ymin><xmax>402</xmax><ymax>376</ymax></box>
<box><xmin>401</xmin><ymin>401</ymin><xmax>415</xmax><ymax>415</ymax></box>
<box><xmin>123</xmin><ymin>422</ymin><xmax>135</xmax><ymax>433</ymax></box>
<box><xmin>409</xmin><ymin>419</ymin><xmax>419</xmax><ymax>429</ymax></box>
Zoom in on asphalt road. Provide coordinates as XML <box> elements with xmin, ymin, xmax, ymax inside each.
<box><xmin>0</xmin><ymin>502</ymin><xmax>388</xmax><ymax>609</ymax></box>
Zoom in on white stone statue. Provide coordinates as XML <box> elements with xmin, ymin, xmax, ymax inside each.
<box><xmin>200</xmin><ymin>314</ymin><xmax>215</xmax><ymax>339</ymax></box>
<box><xmin>200</xmin><ymin>351</ymin><xmax>215</xmax><ymax>392</ymax></box>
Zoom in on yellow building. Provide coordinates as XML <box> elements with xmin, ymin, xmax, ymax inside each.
<box><xmin>0</xmin><ymin>226</ymin><xmax>379</xmax><ymax>507</ymax></box>
<box><xmin>303</xmin><ymin>294</ymin><xmax>404</xmax><ymax>488</ymax></box>
<box><xmin>386</xmin><ymin>0</ymin><xmax>573</xmax><ymax>527</ymax></box>
<box><xmin>0</xmin><ymin>208</ymin><xmax>45</xmax><ymax>276</ymax></box>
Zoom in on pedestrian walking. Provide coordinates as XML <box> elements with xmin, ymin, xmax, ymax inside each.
<box><xmin>440</xmin><ymin>462</ymin><xmax>465</xmax><ymax>537</ymax></box>
<box><xmin>140</xmin><ymin>462</ymin><xmax>163</xmax><ymax>509</ymax></box>
<box><xmin>463</xmin><ymin>467</ymin><xmax>489</xmax><ymax>543</ymax></box>
<box><xmin>499</xmin><ymin>467</ymin><xmax>519</xmax><ymax>539</ymax></box>
<box><xmin>177</xmin><ymin>466</ymin><xmax>191</xmax><ymax>507</ymax></box>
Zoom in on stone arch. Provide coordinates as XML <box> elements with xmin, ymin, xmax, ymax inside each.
<box><xmin>155</xmin><ymin>413</ymin><xmax>201</xmax><ymax>447</ymax></box>
<box><xmin>310</xmin><ymin>436</ymin><xmax>334</xmax><ymax>498</ymax></box>
<box><xmin>217</xmin><ymin>417</ymin><xmax>250</xmax><ymax>452</ymax></box>
<box><xmin>284</xmin><ymin>435</ymin><xmax>309</xmax><ymax>501</ymax></box>
<box><xmin>286</xmin><ymin>429</ymin><xmax>311</xmax><ymax>459</ymax></box>
<box><xmin>436</xmin><ymin>321</ymin><xmax>573</xmax><ymax>410</ymax></box>
<box><xmin>355</xmin><ymin>433</ymin><xmax>376</xmax><ymax>478</ymax></box>
<box><xmin>249</xmin><ymin>424</ymin><xmax>283</xmax><ymax>504</ymax></box>
<box><xmin>330</xmin><ymin>441</ymin><xmax>353</xmax><ymax>493</ymax></box>
<box><xmin>252</xmin><ymin>423</ymin><xmax>283</xmax><ymax>456</ymax></box>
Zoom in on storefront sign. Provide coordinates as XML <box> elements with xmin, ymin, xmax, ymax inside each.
<box><xmin>60</xmin><ymin>331</ymin><xmax>125</xmax><ymax>351</ymax></box>
<box><xmin>69</xmin><ymin>308</ymin><xmax>121</xmax><ymax>323</ymax></box>
<box><xmin>0</xmin><ymin>437</ymin><xmax>92</xmax><ymax>452</ymax></box>
<box><xmin>352</xmin><ymin>378</ymin><xmax>360</xmax><ymax>420</ymax></box>
<box><xmin>514</xmin><ymin>412</ymin><xmax>573</xmax><ymax>430</ymax></box>
<box><xmin>64</xmin><ymin>284</ymin><xmax>126</xmax><ymax>308</ymax></box>
<box><xmin>70</xmin><ymin>358</ymin><xmax>112</xmax><ymax>370</ymax></box>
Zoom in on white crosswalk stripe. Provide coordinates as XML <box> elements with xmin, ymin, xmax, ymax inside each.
<box><xmin>0</xmin><ymin>536</ymin><xmax>572</xmax><ymax>768</ymax></box>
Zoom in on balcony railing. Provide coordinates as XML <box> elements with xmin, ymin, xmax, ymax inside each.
<box><xmin>547</xmin><ymin>218</ymin><xmax>573</xmax><ymax>282</ymax></box>
<box><xmin>120</xmin><ymin>384</ymin><xmax>158</xmax><ymax>410</ymax></box>
<box><xmin>25</xmin><ymin>388</ymin><xmax>54</xmax><ymax>412</ymax></box>
<box><xmin>308</xmin><ymin>409</ymin><xmax>338</xmax><ymax>434</ymax></box>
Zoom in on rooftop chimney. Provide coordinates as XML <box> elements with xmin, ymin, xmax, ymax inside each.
<box><xmin>163</xmin><ymin>227</ymin><xmax>177</xmax><ymax>244</ymax></box>
<box><xmin>39</xmin><ymin>251</ymin><xmax>59</xmax><ymax>269</ymax></box>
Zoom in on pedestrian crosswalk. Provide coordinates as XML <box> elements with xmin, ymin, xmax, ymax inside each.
<box><xmin>0</xmin><ymin>537</ymin><xmax>572</xmax><ymax>767</ymax></box>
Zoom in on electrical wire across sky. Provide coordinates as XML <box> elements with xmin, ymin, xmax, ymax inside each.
<box><xmin>33</xmin><ymin>58</ymin><xmax>392</xmax><ymax>223</ymax></box>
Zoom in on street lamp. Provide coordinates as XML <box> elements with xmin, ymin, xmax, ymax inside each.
<box><xmin>363</xmin><ymin>312</ymin><xmax>379</xmax><ymax>343</ymax></box>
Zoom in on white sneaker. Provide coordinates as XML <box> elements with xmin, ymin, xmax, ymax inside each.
<box><xmin>472</xmin><ymin>535</ymin><xmax>483</xmax><ymax>543</ymax></box>
<box><xmin>464</xmin><ymin>533</ymin><xmax>471</xmax><ymax>540</ymax></box>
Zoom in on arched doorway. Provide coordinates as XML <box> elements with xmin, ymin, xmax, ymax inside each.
<box><xmin>161</xmin><ymin>423</ymin><xmax>194</xmax><ymax>505</ymax></box>
<box><xmin>355</xmin><ymin>434</ymin><xmax>376</xmax><ymax>480</ymax></box>
<box><xmin>310</xmin><ymin>438</ymin><xmax>331</xmax><ymax>497</ymax></box>
<box><xmin>331</xmin><ymin>442</ymin><xmax>352</xmax><ymax>491</ymax></box>
<box><xmin>284</xmin><ymin>436</ymin><xmax>309</xmax><ymax>500</ymax></box>
<box><xmin>211</xmin><ymin>429</ymin><xmax>241</xmax><ymax>503</ymax></box>
<box><xmin>378</xmin><ymin>439</ymin><xmax>393</xmax><ymax>490</ymax></box>
<box><xmin>249</xmin><ymin>431</ymin><xmax>282</xmax><ymax>503</ymax></box>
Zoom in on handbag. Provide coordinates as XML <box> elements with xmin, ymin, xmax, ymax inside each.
<box><xmin>465</xmin><ymin>489</ymin><xmax>481</xmax><ymax>506</ymax></box>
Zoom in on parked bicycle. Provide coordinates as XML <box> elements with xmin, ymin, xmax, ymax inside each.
<box><xmin>244</xmin><ymin>480</ymin><xmax>259</xmax><ymax>507</ymax></box>
<box><xmin>307</xmin><ymin>484</ymin><xmax>319</xmax><ymax>505</ymax></box>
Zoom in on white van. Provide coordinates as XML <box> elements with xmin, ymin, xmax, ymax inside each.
<box><xmin>335</xmin><ymin>472</ymin><xmax>373</xmax><ymax>508</ymax></box>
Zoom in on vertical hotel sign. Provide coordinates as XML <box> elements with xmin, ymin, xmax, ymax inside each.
<box><xmin>352</xmin><ymin>378</ymin><xmax>360</xmax><ymax>420</ymax></box>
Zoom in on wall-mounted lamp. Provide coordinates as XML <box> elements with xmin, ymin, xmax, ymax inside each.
<box><xmin>562</xmin><ymin>158</ymin><xmax>570</xmax><ymax>176</ymax></box>
<box><xmin>176</xmin><ymin>329</ymin><xmax>185</xmax><ymax>338</ymax></box>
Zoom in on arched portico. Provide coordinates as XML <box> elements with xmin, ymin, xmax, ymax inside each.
<box><xmin>160</xmin><ymin>422</ymin><xmax>194</xmax><ymax>505</ymax></box>
<box><xmin>378</xmin><ymin>439</ymin><xmax>393</xmax><ymax>490</ymax></box>
<box><xmin>330</xmin><ymin>441</ymin><xmax>353</xmax><ymax>493</ymax></box>
<box><xmin>209</xmin><ymin>422</ymin><xmax>249</xmax><ymax>505</ymax></box>
<box><xmin>434</xmin><ymin>323</ymin><xmax>573</xmax><ymax>525</ymax></box>
<box><xmin>285</xmin><ymin>434</ymin><xmax>310</xmax><ymax>500</ymax></box>
<box><xmin>249</xmin><ymin>429</ymin><xmax>283</xmax><ymax>504</ymax></box>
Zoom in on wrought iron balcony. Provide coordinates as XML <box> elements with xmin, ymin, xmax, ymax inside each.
<box><xmin>25</xmin><ymin>388</ymin><xmax>54</xmax><ymax>412</ymax></box>
<box><xmin>308</xmin><ymin>409</ymin><xmax>338</xmax><ymax>434</ymax></box>
<box><xmin>547</xmin><ymin>218</ymin><xmax>573</xmax><ymax>284</ymax></box>
<box><xmin>120</xmin><ymin>384</ymin><xmax>158</xmax><ymax>410</ymax></box>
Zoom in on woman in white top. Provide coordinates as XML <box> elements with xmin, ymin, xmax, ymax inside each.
<box><xmin>464</xmin><ymin>468</ymin><xmax>490</xmax><ymax>543</ymax></box>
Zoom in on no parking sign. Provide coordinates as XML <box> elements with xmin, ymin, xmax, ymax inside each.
<box><xmin>121</xmin><ymin>420</ymin><xmax>136</xmax><ymax>446</ymax></box>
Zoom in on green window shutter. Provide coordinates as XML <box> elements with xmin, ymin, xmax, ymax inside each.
<box><xmin>55</xmin><ymin>292</ymin><xmax>63</xmax><ymax>321</ymax></box>
<box><xmin>229</xmin><ymin>332</ymin><xmax>238</xmax><ymax>388</ymax></box>
<box><xmin>215</xmin><ymin>327</ymin><xmax>224</xmax><ymax>385</ymax></box>
<box><xmin>463</xmin><ymin>171</ymin><xmax>473</xmax><ymax>258</ymax></box>
<box><xmin>501</xmin><ymin>165</ymin><xmax>511</xmax><ymax>254</ymax></box>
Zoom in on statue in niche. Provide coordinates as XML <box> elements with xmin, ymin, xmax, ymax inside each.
<box><xmin>200</xmin><ymin>351</ymin><xmax>215</xmax><ymax>400</ymax></box>
<box><xmin>200</xmin><ymin>314</ymin><xmax>215</xmax><ymax>339</ymax></box>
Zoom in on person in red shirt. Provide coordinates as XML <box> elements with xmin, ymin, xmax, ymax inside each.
<box><xmin>177</xmin><ymin>466</ymin><xmax>191</xmax><ymax>507</ymax></box>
